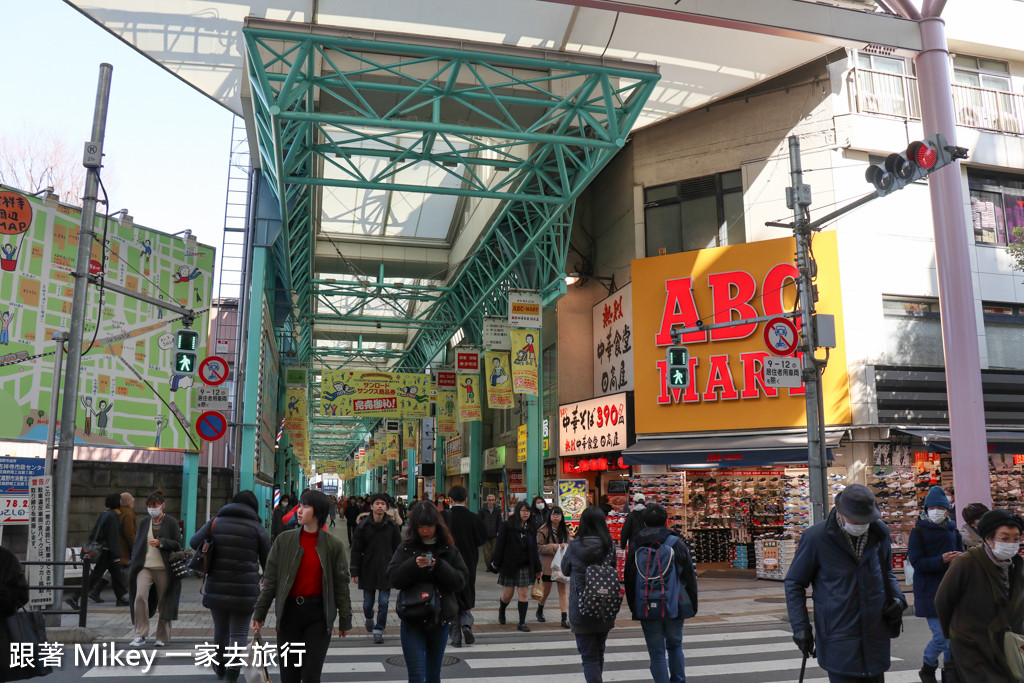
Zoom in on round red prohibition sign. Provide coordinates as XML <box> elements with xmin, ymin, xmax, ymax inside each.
<box><xmin>196</xmin><ymin>410</ymin><xmax>228</xmax><ymax>442</ymax></box>
<box><xmin>198</xmin><ymin>355</ymin><xmax>229</xmax><ymax>386</ymax></box>
<box><xmin>763</xmin><ymin>317</ymin><xmax>800</xmax><ymax>356</ymax></box>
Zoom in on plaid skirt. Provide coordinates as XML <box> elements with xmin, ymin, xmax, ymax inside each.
<box><xmin>497</xmin><ymin>565</ymin><xmax>534</xmax><ymax>587</ymax></box>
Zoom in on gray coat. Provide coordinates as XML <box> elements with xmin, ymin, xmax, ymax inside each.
<box><xmin>784</xmin><ymin>508</ymin><xmax>905</xmax><ymax>677</ymax></box>
<box><xmin>128</xmin><ymin>514</ymin><xmax>183</xmax><ymax>623</ymax></box>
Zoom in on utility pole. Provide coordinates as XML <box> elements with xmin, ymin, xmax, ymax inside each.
<box><xmin>787</xmin><ymin>135</ymin><xmax>829</xmax><ymax>525</ymax></box>
<box><xmin>53</xmin><ymin>64</ymin><xmax>113</xmax><ymax>607</ymax></box>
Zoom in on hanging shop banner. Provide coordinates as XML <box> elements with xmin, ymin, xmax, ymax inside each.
<box><xmin>518</xmin><ymin>424</ymin><xmax>529</xmax><ymax>463</ymax></box>
<box><xmin>436</xmin><ymin>370</ymin><xmax>457</xmax><ymax>389</ymax></box>
<box><xmin>318</xmin><ymin>461</ymin><xmax>338</xmax><ymax>474</ymax></box>
<box><xmin>386</xmin><ymin>432</ymin><xmax>400</xmax><ymax>461</ymax></box>
<box><xmin>456</xmin><ymin>349</ymin><xmax>480</xmax><ymax>374</ymax></box>
<box><xmin>284</xmin><ymin>365</ymin><xmax>307</xmax><ymax>387</ymax></box>
<box><xmin>593</xmin><ymin>282</ymin><xmax>634</xmax><ymax>396</ymax></box>
<box><xmin>0</xmin><ymin>188</ymin><xmax>215</xmax><ymax>452</ymax></box>
<box><xmin>319</xmin><ymin>370</ymin><xmax>431</xmax><ymax>418</ymax></box>
<box><xmin>484</xmin><ymin>350</ymin><xmax>513</xmax><ymax>409</ymax></box>
<box><xmin>404</xmin><ymin>420</ymin><xmax>419</xmax><ymax>472</ymax></box>
<box><xmin>509</xmin><ymin>290</ymin><xmax>542</xmax><ymax>328</ymax></box>
<box><xmin>445</xmin><ymin>436</ymin><xmax>462</xmax><ymax>476</ymax></box>
<box><xmin>510</xmin><ymin>328</ymin><xmax>539</xmax><ymax>395</ymax></box>
<box><xmin>483</xmin><ymin>316</ymin><xmax>511</xmax><ymax>350</ymax></box>
<box><xmin>631</xmin><ymin>233</ymin><xmax>850</xmax><ymax>435</ymax></box>
<box><xmin>557</xmin><ymin>479</ymin><xmax>589</xmax><ymax>533</ymax></box>
<box><xmin>282</xmin><ymin>386</ymin><xmax>309</xmax><ymax>465</ymax></box>
<box><xmin>437</xmin><ymin>390</ymin><xmax>458</xmax><ymax>437</ymax></box>
<box><xmin>484</xmin><ymin>445</ymin><xmax>506</xmax><ymax>470</ymax></box>
<box><xmin>558</xmin><ymin>392</ymin><xmax>632</xmax><ymax>457</ymax></box>
<box><xmin>457</xmin><ymin>374</ymin><xmax>482</xmax><ymax>422</ymax></box>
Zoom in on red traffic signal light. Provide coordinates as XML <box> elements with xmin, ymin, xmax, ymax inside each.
<box><xmin>865</xmin><ymin>134</ymin><xmax>967</xmax><ymax>197</ymax></box>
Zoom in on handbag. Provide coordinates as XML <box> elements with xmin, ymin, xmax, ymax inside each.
<box><xmin>1004</xmin><ymin>630</ymin><xmax>1024</xmax><ymax>679</ymax></box>
<box><xmin>530</xmin><ymin>577</ymin><xmax>545</xmax><ymax>601</ymax></box>
<box><xmin>186</xmin><ymin>518</ymin><xmax>217</xmax><ymax>578</ymax></box>
<box><xmin>241</xmin><ymin>630</ymin><xmax>272</xmax><ymax>683</ymax></box>
<box><xmin>396</xmin><ymin>582</ymin><xmax>441</xmax><ymax>624</ymax></box>
<box><xmin>168</xmin><ymin>548</ymin><xmax>196</xmax><ymax>580</ymax></box>
<box><xmin>551</xmin><ymin>546</ymin><xmax>569</xmax><ymax>583</ymax></box>
<box><xmin>4</xmin><ymin>606</ymin><xmax>54</xmax><ymax>681</ymax></box>
<box><xmin>80</xmin><ymin>542</ymin><xmax>103</xmax><ymax>562</ymax></box>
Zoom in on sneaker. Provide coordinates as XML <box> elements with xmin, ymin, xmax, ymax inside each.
<box><xmin>129</xmin><ymin>637</ymin><xmax>146</xmax><ymax>648</ymax></box>
<box><xmin>372</xmin><ymin>632</ymin><xmax>384</xmax><ymax>645</ymax></box>
<box><xmin>154</xmin><ymin>640</ymin><xmax>166</xmax><ymax>647</ymax></box>
<box><xmin>365</xmin><ymin>618</ymin><xmax>374</xmax><ymax>633</ymax></box>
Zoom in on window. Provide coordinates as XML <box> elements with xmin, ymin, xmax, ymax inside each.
<box><xmin>856</xmin><ymin>53</ymin><xmax>914</xmax><ymax>117</ymax></box>
<box><xmin>952</xmin><ymin>55</ymin><xmax>1017</xmax><ymax>132</ymax></box>
<box><xmin>882</xmin><ymin>298</ymin><xmax>944</xmax><ymax>367</ymax></box>
<box><xmin>643</xmin><ymin>171</ymin><xmax>745</xmax><ymax>257</ymax></box>
<box><xmin>969</xmin><ymin>170</ymin><xmax>1024</xmax><ymax>245</ymax></box>
<box><xmin>953</xmin><ymin>55</ymin><xmax>1011</xmax><ymax>91</ymax></box>
<box><xmin>984</xmin><ymin>305</ymin><xmax>1024</xmax><ymax>370</ymax></box>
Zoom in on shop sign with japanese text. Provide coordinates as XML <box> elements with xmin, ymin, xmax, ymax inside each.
<box><xmin>631</xmin><ymin>234</ymin><xmax>850</xmax><ymax>434</ymax></box>
<box><xmin>456</xmin><ymin>350</ymin><xmax>480</xmax><ymax>373</ymax></box>
<box><xmin>483</xmin><ymin>316</ymin><xmax>511</xmax><ymax>350</ymax></box>
<box><xmin>558</xmin><ymin>393</ymin><xmax>632</xmax><ymax>457</ymax></box>
<box><xmin>508</xmin><ymin>290</ymin><xmax>542</xmax><ymax>328</ymax></box>
<box><xmin>593</xmin><ymin>283</ymin><xmax>633</xmax><ymax>396</ymax></box>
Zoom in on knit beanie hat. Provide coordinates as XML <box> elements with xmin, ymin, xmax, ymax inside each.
<box><xmin>977</xmin><ymin>509</ymin><xmax>1024</xmax><ymax>541</ymax></box>
<box><xmin>922</xmin><ymin>486</ymin><xmax>951</xmax><ymax>510</ymax></box>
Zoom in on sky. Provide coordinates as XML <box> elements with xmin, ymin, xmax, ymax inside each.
<box><xmin>2</xmin><ymin>0</ymin><xmax>234</xmax><ymax>269</ymax></box>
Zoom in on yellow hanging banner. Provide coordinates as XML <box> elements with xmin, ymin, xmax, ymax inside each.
<box><xmin>457</xmin><ymin>374</ymin><xmax>482</xmax><ymax>422</ymax></box>
<box><xmin>510</xmin><ymin>328</ymin><xmax>539</xmax><ymax>395</ymax></box>
<box><xmin>517</xmin><ymin>424</ymin><xmax>529</xmax><ymax>462</ymax></box>
<box><xmin>386</xmin><ymin>432</ymin><xmax>400</xmax><ymax>461</ymax></box>
<box><xmin>484</xmin><ymin>350</ymin><xmax>513</xmax><ymax>409</ymax></box>
<box><xmin>319</xmin><ymin>370</ymin><xmax>431</xmax><ymax>418</ymax></box>
<box><xmin>437</xmin><ymin>390</ymin><xmax>458</xmax><ymax>437</ymax></box>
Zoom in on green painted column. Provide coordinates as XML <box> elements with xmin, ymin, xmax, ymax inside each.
<box><xmin>238</xmin><ymin>247</ymin><xmax>268</xmax><ymax>493</ymax></box>
<box><xmin>434</xmin><ymin>427</ymin><xmax>445</xmax><ymax>500</ymax></box>
<box><xmin>181</xmin><ymin>452</ymin><xmax>199</xmax><ymax>540</ymax></box>
<box><xmin>407</xmin><ymin>447</ymin><xmax>417</xmax><ymax>503</ymax></box>
<box><xmin>468</xmin><ymin>420</ymin><xmax>483</xmax><ymax>510</ymax></box>
<box><xmin>525</xmin><ymin>329</ymin><xmax>544</xmax><ymax>499</ymax></box>
<box><xmin>387</xmin><ymin>461</ymin><xmax>396</xmax><ymax>498</ymax></box>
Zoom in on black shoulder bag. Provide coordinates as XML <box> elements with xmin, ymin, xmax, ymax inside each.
<box><xmin>877</xmin><ymin>539</ymin><xmax>904</xmax><ymax>638</ymax></box>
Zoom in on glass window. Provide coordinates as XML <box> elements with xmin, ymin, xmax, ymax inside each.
<box><xmin>954</xmin><ymin>55</ymin><xmax>1011</xmax><ymax>91</ymax></box>
<box><xmin>643</xmin><ymin>171</ymin><xmax>746</xmax><ymax>257</ymax></box>
<box><xmin>882</xmin><ymin>298</ymin><xmax>944</xmax><ymax>366</ymax></box>
<box><xmin>984</xmin><ymin>304</ymin><xmax>1024</xmax><ymax>369</ymax></box>
<box><xmin>969</xmin><ymin>170</ymin><xmax>1024</xmax><ymax>245</ymax></box>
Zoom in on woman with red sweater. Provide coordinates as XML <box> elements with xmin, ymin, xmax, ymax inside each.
<box><xmin>252</xmin><ymin>490</ymin><xmax>352</xmax><ymax>683</ymax></box>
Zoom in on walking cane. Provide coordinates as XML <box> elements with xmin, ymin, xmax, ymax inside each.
<box><xmin>798</xmin><ymin>651</ymin><xmax>808</xmax><ymax>683</ymax></box>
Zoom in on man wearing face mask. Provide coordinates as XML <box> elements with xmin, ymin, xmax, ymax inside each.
<box><xmin>907</xmin><ymin>486</ymin><xmax>963</xmax><ymax>682</ymax></box>
<box><xmin>785</xmin><ymin>483</ymin><xmax>906</xmax><ymax>683</ymax></box>
<box><xmin>935</xmin><ymin>509</ymin><xmax>1024</xmax><ymax>682</ymax></box>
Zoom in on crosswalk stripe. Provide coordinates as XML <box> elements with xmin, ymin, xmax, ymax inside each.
<box><xmin>81</xmin><ymin>662</ymin><xmax>386</xmax><ymax>677</ymax></box>
<box><xmin>800</xmin><ymin>673</ymin><xmax>921</xmax><ymax>683</ymax></box>
<box><xmin>466</xmin><ymin>642</ymin><xmax>818</xmax><ymax>669</ymax></box>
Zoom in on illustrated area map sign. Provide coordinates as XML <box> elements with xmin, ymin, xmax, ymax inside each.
<box><xmin>0</xmin><ymin>187</ymin><xmax>215</xmax><ymax>451</ymax></box>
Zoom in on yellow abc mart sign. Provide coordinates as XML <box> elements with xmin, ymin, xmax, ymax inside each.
<box><xmin>631</xmin><ymin>233</ymin><xmax>850</xmax><ymax>435</ymax></box>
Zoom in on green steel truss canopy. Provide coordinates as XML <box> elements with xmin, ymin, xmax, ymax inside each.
<box><xmin>243</xmin><ymin>18</ymin><xmax>658</xmax><ymax>459</ymax></box>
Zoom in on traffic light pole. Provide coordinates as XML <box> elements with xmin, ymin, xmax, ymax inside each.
<box><xmin>54</xmin><ymin>64</ymin><xmax>113</xmax><ymax>610</ymax></box>
<box><xmin>787</xmin><ymin>135</ymin><xmax>829</xmax><ymax>526</ymax></box>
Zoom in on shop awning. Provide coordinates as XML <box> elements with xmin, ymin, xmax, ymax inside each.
<box><xmin>890</xmin><ymin>427</ymin><xmax>1024</xmax><ymax>453</ymax></box>
<box><xmin>622</xmin><ymin>431</ymin><xmax>844</xmax><ymax>467</ymax></box>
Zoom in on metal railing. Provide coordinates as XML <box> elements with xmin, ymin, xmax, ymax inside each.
<box><xmin>21</xmin><ymin>557</ymin><xmax>93</xmax><ymax>628</ymax></box>
<box><xmin>851</xmin><ymin>67</ymin><xmax>1024</xmax><ymax>136</ymax></box>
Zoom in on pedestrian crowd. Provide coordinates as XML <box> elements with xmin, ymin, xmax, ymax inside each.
<box><xmin>13</xmin><ymin>480</ymin><xmax>1024</xmax><ymax>683</ymax></box>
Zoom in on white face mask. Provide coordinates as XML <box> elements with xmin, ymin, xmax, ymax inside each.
<box><xmin>992</xmin><ymin>541</ymin><xmax>1019</xmax><ymax>561</ymax></box>
<box><xmin>148</xmin><ymin>507</ymin><xmax>162</xmax><ymax>518</ymax></box>
<box><xmin>536</xmin><ymin>503</ymin><xmax>545</xmax><ymax>510</ymax></box>
<box><xmin>843</xmin><ymin>520</ymin><xmax>870</xmax><ymax>537</ymax></box>
<box><xmin>927</xmin><ymin>509</ymin><xmax>948</xmax><ymax>525</ymax></box>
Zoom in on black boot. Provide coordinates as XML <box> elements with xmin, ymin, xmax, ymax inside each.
<box><xmin>919</xmin><ymin>662</ymin><xmax>938</xmax><ymax>683</ymax></box>
<box><xmin>561</xmin><ymin>612</ymin><xmax>570</xmax><ymax>629</ymax></box>
<box><xmin>517</xmin><ymin>601</ymin><xmax>530</xmax><ymax>631</ymax></box>
<box><xmin>498</xmin><ymin>600</ymin><xmax>509</xmax><ymax>625</ymax></box>
<box><xmin>536</xmin><ymin>605</ymin><xmax>546</xmax><ymax>622</ymax></box>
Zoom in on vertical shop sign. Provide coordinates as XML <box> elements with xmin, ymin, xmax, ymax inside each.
<box><xmin>510</xmin><ymin>328</ymin><xmax>539</xmax><ymax>395</ymax></box>
<box><xmin>593</xmin><ymin>283</ymin><xmax>634</xmax><ymax>396</ymax></box>
<box><xmin>437</xmin><ymin>390</ymin><xmax>457</xmax><ymax>437</ymax></box>
<box><xmin>557</xmin><ymin>479</ymin><xmax>588</xmax><ymax>533</ymax></box>
<box><xmin>558</xmin><ymin>393</ymin><xmax>631</xmax><ymax>457</ymax></box>
<box><xmin>484</xmin><ymin>350</ymin><xmax>513</xmax><ymax>408</ymax></box>
<box><xmin>508</xmin><ymin>290</ymin><xmax>542</xmax><ymax>328</ymax></box>
<box><xmin>483</xmin><ymin>316</ymin><xmax>511</xmax><ymax>350</ymax></box>
<box><xmin>28</xmin><ymin>475</ymin><xmax>53</xmax><ymax>606</ymax></box>
<box><xmin>518</xmin><ymin>424</ymin><xmax>528</xmax><ymax>462</ymax></box>
<box><xmin>457</xmin><ymin>373</ymin><xmax>482</xmax><ymax>422</ymax></box>
<box><xmin>421</xmin><ymin>418</ymin><xmax>435</xmax><ymax>464</ymax></box>
<box><xmin>445</xmin><ymin>436</ymin><xmax>462</xmax><ymax>476</ymax></box>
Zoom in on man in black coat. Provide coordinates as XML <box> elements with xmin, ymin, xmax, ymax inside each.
<box><xmin>66</xmin><ymin>492</ymin><xmax>125</xmax><ymax>610</ymax></box>
<box><xmin>478</xmin><ymin>493</ymin><xmax>502</xmax><ymax>566</ymax></box>
<box><xmin>270</xmin><ymin>494</ymin><xmax>290</xmax><ymax>540</ymax></box>
<box><xmin>442</xmin><ymin>485</ymin><xmax>487</xmax><ymax>647</ymax></box>
<box><xmin>350</xmin><ymin>493</ymin><xmax>402</xmax><ymax>644</ymax></box>
<box><xmin>620</xmin><ymin>492</ymin><xmax>647</xmax><ymax>550</ymax></box>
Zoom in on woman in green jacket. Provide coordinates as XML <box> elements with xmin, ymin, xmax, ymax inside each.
<box><xmin>252</xmin><ymin>490</ymin><xmax>352</xmax><ymax>683</ymax></box>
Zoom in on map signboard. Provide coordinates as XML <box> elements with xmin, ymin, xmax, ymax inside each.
<box><xmin>0</xmin><ymin>187</ymin><xmax>215</xmax><ymax>451</ymax></box>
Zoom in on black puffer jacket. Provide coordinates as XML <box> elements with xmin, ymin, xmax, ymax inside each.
<box><xmin>190</xmin><ymin>503</ymin><xmax>271</xmax><ymax>612</ymax></box>
<box><xmin>387</xmin><ymin>538</ymin><xmax>468</xmax><ymax>624</ymax></box>
<box><xmin>563</xmin><ymin>535</ymin><xmax>618</xmax><ymax>634</ymax></box>
<box><xmin>350</xmin><ymin>514</ymin><xmax>402</xmax><ymax>592</ymax></box>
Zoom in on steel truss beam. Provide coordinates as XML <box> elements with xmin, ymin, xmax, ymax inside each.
<box><xmin>244</xmin><ymin>21</ymin><xmax>657</xmax><ymax>459</ymax></box>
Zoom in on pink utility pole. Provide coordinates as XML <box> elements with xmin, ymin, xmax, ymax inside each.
<box><xmin>878</xmin><ymin>0</ymin><xmax>992</xmax><ymax>516</ymax></box>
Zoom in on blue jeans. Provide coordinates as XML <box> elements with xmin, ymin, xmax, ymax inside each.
<box><xmin>641</xmin><ymin>619</ymin><xmax>686</xmax><ymax>683</ymax></box>
<box><xmin>575</xmin><ymin>631</ymin><xmax>610</xmax><ymax>683</ymax></box>
<box><xmin>400</xmin><ymin>621</ymin><xmax>450</xmax><ymax>683</ymax></box>
<box><xmin>924</xmin><ymin>615</ymin><xmax>951</xmax><ymax>667</ymax></box>
<box><xmin>363</xmin><ymin>588</ymin><xmax>391</xmax><ymax>632</ymax></box>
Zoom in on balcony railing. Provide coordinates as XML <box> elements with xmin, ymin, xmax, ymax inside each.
<box><xmin>851</xmin><ymin>67</ymin><xmax>1024</xmax><ymax>136</ymax></box>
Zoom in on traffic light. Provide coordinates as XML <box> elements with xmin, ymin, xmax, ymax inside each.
<box><xmin>666</xmin><ymin>346</ymin><xmax>689</xmax><ymax>389</ymax></box>
<box><xmin>174</xmin><ymin>329</ymin><xmax>198</xmax><ymax>375</ymax></box>
<box><xmin>865</xmin><ymin>133</ymin><xmax>968</xmax><ymax>197</ymax></box>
